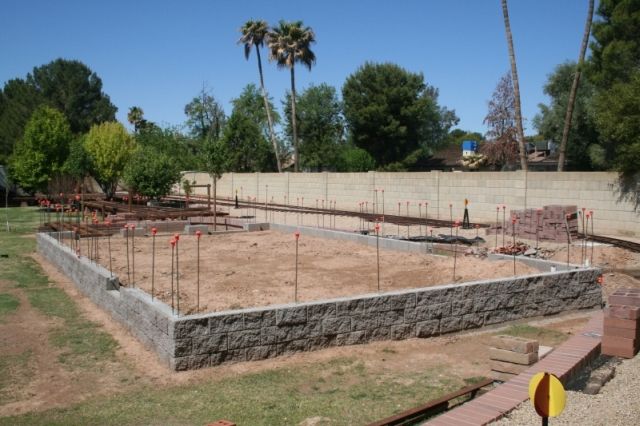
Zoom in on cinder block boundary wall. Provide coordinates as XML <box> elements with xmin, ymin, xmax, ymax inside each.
<box><xmin>181</xmin><ymin>171</ymin><xmax>639</xmax><ymax>238</ymax></box>
<box><xmin>37</xmin><ymin>232</ymin><xmax>603</xmax><ymax>372</ymax></box>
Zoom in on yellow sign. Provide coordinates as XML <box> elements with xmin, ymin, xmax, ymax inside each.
<box><xmin>528</xmin><ymin>372</ymin><xmax>566</xmax><ymax>418</ymax></box>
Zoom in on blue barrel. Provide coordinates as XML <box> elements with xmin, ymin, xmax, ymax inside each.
<box><xmin>462</xmin><ymin>140</ymin><xmax>478</xmax><ymax>152</ymax></box>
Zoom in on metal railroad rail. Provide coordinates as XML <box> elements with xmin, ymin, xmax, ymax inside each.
<box><xmin>588</xmin><ymin>234</ymin><xmax>640</xmax><ymax>253</ymax></box>
<box><xmin>165</xmin><ymin>194</ymin><xmax>490</xmax><ymax>229</ymax></box>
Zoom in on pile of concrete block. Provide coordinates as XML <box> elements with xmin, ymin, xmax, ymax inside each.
<box><xmin>602</xmin><ymin>288</ymin><xmax>640</xmax><ymax>358</ymax></box>
<box><xmin>489</xmin><ymin>335</ymin><xmax>539</xmax><ymax>381</ymax></box>
<box><xmin>486</xmin><ymin>205</ymin><xmax>578</xmax><ymax>243</ymax></box>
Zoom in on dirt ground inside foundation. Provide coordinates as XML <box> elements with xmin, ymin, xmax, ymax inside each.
<box><xmin>96</xmin><ymin>230</ymin><xmax>541</xmax><ymax>314</ymax></box>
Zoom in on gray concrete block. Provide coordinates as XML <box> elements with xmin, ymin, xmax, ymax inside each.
<box><xmin>440</xmin><ymin>316</ymin><xmax>463</xmax><ymax>333</ymax></box>
<box><xmin>351</xmin><ymin>314</ymin><xmax>379</xmax><ymax>331</ymax></box>
<box><xmin>276</xmin><ymin>306</ymin><xmax>307</xmax><ymax>325</ymax></box>
<box><xmin>416</xmin><ymin>320</ymin><xmax>440</xmax><ymax>337</ymax></box>
<box><xmin>119</xmin><ymin>227</ymin><xmax>146</xmax><ymax>237</ymax></box>
<box><xmin>172</xmin><ymin>318</ymin><xmax>209</xmax><ymax>339</ymax></box>
<box><xmin>192</xmin><ymin>334</ymin><xmax>227</xmax><ymax>354</ymax></box>
<box><xmin>406</xmin><ymin>302</ymin><xmax>451</xmax><ymax>322</ymax></box>
<box><xmin>483</xmin><ymin>310</ymin><xmax>510</xmax><ymax>325</ymax></box>
<box><xmin>462</xmin><ymin>313</ymin><xmax>484</xmax><ymax>329</ymax></box>
<box><xmin>276</xmin><ymin>321</ymin><xmax>322</xmax><ymax>342</ymax></box>
<box><xmin>244</xmin><ymin>222</ymin><xmax>270</xmax><ymax>231</ymax></box>
<box><xmin>366</xmin><ymin>293</ymin><xmax>416</xmax><ymax>312</ymax></box>
<box><xmin>277</xmin><ymin>339</ymin><xmax>309</xmax><ymax>355</ymax></box>
<box><xmin>307</xmin><ymin>303</ymin><xmax>336</xmax><ymax>321</ymax></box>
<box><xmin>336</xmin><ymin>331</ymin><xmax>367</xmax><ymax>346</ymax></box>
<box><xmin>322</xmin><ymin>317</ymin><xmax>351</xmax><ymax>335</ymax></box>
<box><xmin>244</xmin><ymin>309</ymin><xmax>276</xmax><ymax>329</ymax></box>
<box><xmin>451</xmin><ymin>299</ymin><xmax>474</xmax><ymax>316</ymax></box>
<box><xmin>391</xmin><ymin>324</ymin><xmax>415</xmax><ymax>340</ymax></box>
<box><xmin>416</xmin><ymin>286</ymin><xmax>464</xmax><ymax>305</ymax></box>
<box><xmin>209</xmin><ymin>314</ymin><xmax>244</xmax><ymax>333</ymax></box>
<box><xmin>379</xmin><ymin>310</ymin><xmax>405</xmax><ymax>327</ymax></box>
<box><xmin>308</xmin><ymin>335</ymin><xmax>336</xmax><ymax>350</ymax></box>
<box><xmin>184</xmin><ymin>224</ymin><xmax>209</xmax><ymax>235</ymax></box>
<box><xmin>228</xmin><ymin>329</ymin><xmax>261</xmax><ymax>350</ymax></box>
<box><xmin>367</xmin><ymin>327</ymin><xmax>391</xmax><ymax>341</ymax></box>
<box><xmin>246</xmin><ymin>345</ymin><xmax>277</xmax><ymax>361</ymax></box>
<box><xmin>336</xmin><ymin>299</ymin><xmax>365</xmax><ymax>316</ymax></box>
<box><xmin>260</xmin><ymin>326</ymin><xmax>278</xmax><ymax>345</ymax></box>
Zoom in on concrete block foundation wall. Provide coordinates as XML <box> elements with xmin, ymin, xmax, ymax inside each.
<box><xmin>37</xmin><ymin>233</ymin><xmax>175</xmax><ymax>365</ymax></box>
<box><xmin>180</xmin><ymin>171</ymin><xmax>639</xmax><ymax>238</ymax></box>
<box><xmin>38</xmin><ymin>232</ymin><xmax>602</xmax><ymax>371</ymax></box>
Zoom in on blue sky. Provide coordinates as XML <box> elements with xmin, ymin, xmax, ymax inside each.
<box><xmin>1</xmin><ymin>0</ymin><xmax>595</xmax><ymax>135</ymax></box>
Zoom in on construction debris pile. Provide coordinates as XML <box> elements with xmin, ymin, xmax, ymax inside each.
<box><xmin>491</xmin><ymin>243</ymin><xmax>556</xmax><ymax>259</ymax></box>
<box><xmin>487</xmin><ymin>205</ymin><xmax>579</xmax><ymax>243</ymax></box>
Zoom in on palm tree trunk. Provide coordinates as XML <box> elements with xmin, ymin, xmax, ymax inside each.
<box><xmin>557</xmin><ymin>0</ymin><xmax>594</xmax><ymax>172</ymax></box>
<box><xmin>290</xmin><ymin>65</ymin><xmax>299</xmax><ymax>173</ymax></box>
<box><xmin>256</xmin><ymin>46</ymin><xmax>282</xmax><ymax>173</ymax></box>
<box><xmin>501</xmin><ymin>0</ymin><xmax>528</xmax><ymax>171</ymax></box>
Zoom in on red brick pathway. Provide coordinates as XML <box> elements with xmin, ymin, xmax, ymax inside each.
<box><xmin>423</xmin><ymin>311</ymin><xmax>603</xmax><ymax>425</ymax></box>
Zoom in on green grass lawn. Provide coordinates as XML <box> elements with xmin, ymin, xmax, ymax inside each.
<box><xmin>1</xmin><ymin>358</ymin><xmax>466</xmax><ymax>426</ymax></box>
<box><xmin>497</xmin><ymin>323</ymin><xmax>569</xmax><ymax>347</ymax></box>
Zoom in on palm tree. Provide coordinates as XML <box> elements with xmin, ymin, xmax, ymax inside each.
<box><xmin>557</xmin><ymin>0</ymin><xmax>594</xmax><ymax>171</ymax></box>
<box><xmin>501</xmin><ymin>0</ymin><xmax>528</xmax><ymax>171</ymax></box>
<box><xmin>239</xmin><ymin>19</ymin><xmax>283</xmax><ymax>173</ymax></box>
<box><xmin>127</xmin><ymin>106</ymin><xmax>145</xmax><ymax>133</ymax></box>
<box><xmin>268</xmin><ymin>20</ymin><xmax>316</xmax><ymax>172</ymax></box>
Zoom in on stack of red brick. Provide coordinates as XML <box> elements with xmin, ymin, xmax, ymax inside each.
<box><xmin>602</xmin><ymin>288</ymin><xmax>640</xmax><ymax>358</ymax></box>
<box><xmin>486</xmin><ymin>205</ymin><xmax>578</xmax><ymax>243</ymax></box>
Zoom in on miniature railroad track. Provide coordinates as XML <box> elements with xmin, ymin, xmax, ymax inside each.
<box><xmin>588</xmin><ymin>234</ymin><xmax>640</xmax><ymax>253</ymax></box>
<box><xmin>166</xmin><ymin>194</ymin><xmax>490</xmax><ymax>229</ymax></box>
<box><xmin>366</xmin><ymin>377</ymin><xmax>494</xmax><ymax>426</ymax></box>
<box><xmin>83</xmin><ymin>200</ymin><xmax>216</xmax><ymax>220</ymax></box>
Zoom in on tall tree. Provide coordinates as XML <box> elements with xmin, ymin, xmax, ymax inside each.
<box><xmin>123</xmin><ymin>147</ymin><xmax>181</xmax><ymax>199</ymax></box>
<box><xmin>0</xmin><ymin>79</ymin><xmax>43</xmax><ymax>163</ymax></box>
<box><xmin>342</xmin><ymin>62</ymin><xmax>458</xmax><ymax>169</ymax></box>
<box><xmin>481</xmin><ymin>73</ymin><xmax>519</xmax><ymax>170</ymax></box>
<box><xmin>534</xmin><ymin>62</ymin><xmax>600</xmax><ymax>170</ymax></box>
<box><xmin>587</xmin><ymin>0</ymin><xmax>640</xmax><ymax>176</ymax></box>
<box><xmin>127</xmin><ymin>106</ymin><xmax>150</xmax><ymax>133</ymax></box>
<box><xmin>239</xmin><ymin>19</ymin><xmax>283</xmax><ymax>172</ymax></box>
<box><xmin>232</xmin><ymin>83</ymin><xmax>284</xmax><ymax>159</ymax></box>
<box><xmin>83</xmin><ymin>122</ymin><xmax>136</xmax><ymax>198</ymax></box>
<box><xmin>222</xmin><ymin>111</ymin><xmax>274</xmax><ymax>172</ymax></box>
<box><xmin>27</xmin><ymin>59</ymin><xmax>117</xmax><ymax>133</ymax></box>
<box><xmin>201</xmin><ymin>138</ymin><xmax>230</xmax><ymax>231</ymax></box>
<box><xmin>283</xmin><ymin>83</ymin><xmax>344</xmax><ymax>171</ymax></box>
<box><xmin>268</xmin><ymin>20</ymin><xmax>316</xmax><ymax>172</ymax></box>
<box><xmin>63</xmin><ymin>136</ymin><xmax>94</xmax><ymax>193</ymax></box>
<box><xmin>501</xmin><ymin>0</ymin><xmax>528</xmax><ymax>170</ymax></box>
<box><xmin>1</xmin><ymin>59</ymin><xmax>116</xmax><ymax>161</ymax></box>
<box><xmin>184</xmin><ymin>87</ymin><xmax>226</xmax><ymax>141</ymax></box>
<box><xmin>557</xmin><ymin>0</ymin><xmax>595</xmax><ymax>171</ymax></box>
<box><xmin>8</xmin><ymin>106</ymin><xmax>72</xmax><ymax>194</ymax></box>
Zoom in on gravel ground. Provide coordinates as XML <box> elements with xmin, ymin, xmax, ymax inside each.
<box><xmin>492</xmin><ymin>353</ymin><xmax>640</xmax><ymax>425</ymax></box>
